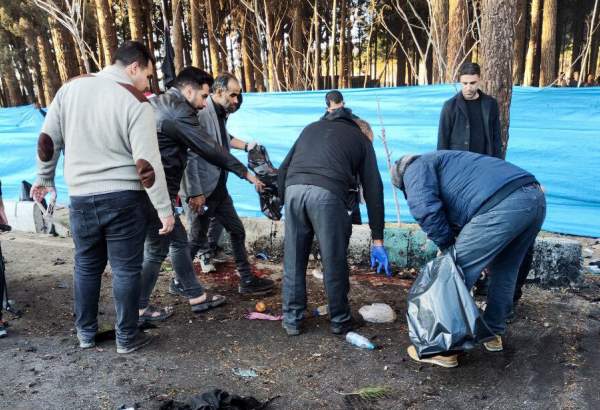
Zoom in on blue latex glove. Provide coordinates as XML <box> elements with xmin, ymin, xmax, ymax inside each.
<box><xmin>370</xmin><ymin>245</ymin><xmax>391</xmax><ymax>277</ymax></box>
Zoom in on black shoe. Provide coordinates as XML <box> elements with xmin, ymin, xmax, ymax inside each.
<box><xmin>238</xmin><ymin>276</ymin><xmax>275</xmax><ymax>295</ymax></box>
<box><xmin>169</xmin><ymin>279</ymin><xmax>185</xmax><ymax>297</ymax></box>
<box><xmin>116</xmin><ymin>332</ymin><xmax>153</xmax><ymax>354</ymax></box>
<box><xmin>331</xmin><ymin>318</ymin><xmax>363</xmax><ymax>335</ymax></box>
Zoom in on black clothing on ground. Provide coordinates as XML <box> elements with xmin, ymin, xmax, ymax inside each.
<box><xmin>437</xmin><ymin>90</ymin><xmax>502</xmax><ymax>158</ymax></box>
<box><xmin>278</xmin><ymin>107</ymin><xmax>384</xmax><ymax>239</ymax></box>
<box><xmin>149</xmin><ymin>88</ymin><xmax>247</xmax><ymax>198</ymax></box>
<box><xmin>465</xmin><ymin>98</ymin><xmax>486</xmax><ymax>155</ymax></box>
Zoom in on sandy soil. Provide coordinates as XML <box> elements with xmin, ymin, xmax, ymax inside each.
<box><xmin>1</xmin><ymin>231</ymin><xmax>600</xmax><ymax>410</ymax></box>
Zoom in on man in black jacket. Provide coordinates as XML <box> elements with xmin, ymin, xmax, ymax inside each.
<box><xmin>392</xmin><ymin>151</ymin><xmax>546</xmax><ymax>367</ymax></box>
<box><xmin>437</xmin><ymin>62</ymin><xmax>502</xmax><ymax>159</ymax></box>
<box><xmin>278</xmin><ymin>107</ymin><xmax>390</xmax><ymax>336</ymax></box>
<box><xmin>138</xmin><ymin>67</ymin><xmax>264</xmax><ymax>322</ymax></box>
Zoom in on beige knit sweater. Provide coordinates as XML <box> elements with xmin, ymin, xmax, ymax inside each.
<box><xmin>35</xmin><ymin>65</ymin><xmax>171</xmax><ymax>217</ymax></box>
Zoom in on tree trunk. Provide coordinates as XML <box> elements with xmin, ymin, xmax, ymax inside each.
<box><xmin>512</xmin><ymin>0</ymin><xmax>527</xmax><ymax>84</ymax></box>
<box><xmin>37</xmin><ymin>33</ymin><xmax>61</xmax><ymax>104</ymax></box>
<box><xmin>95</xmin><ymin>0</ymin><xmax>118</xmax><ymax>64</ymax></box>
<box><xmin>589</xmin><ymin>27</ymin><xmax>600</xmax><ymax>77</ymax></box>
<box><xmin>337</xmin><ymin>0</ymin><xmax>348</xmax><ymax>88</ymax></box>
<box><xmin>447</xmin><ymin>0</ymin><xmax>468</xmax><ymax>81</ymax></box>
<box><xmin>172</xmin><ymin>0</ymin><xmax>184</xmax><ymax>74</ymax></box>
<box><xmin>290</xmin><ymin>3</ymin><xmax>307</xmax><ymax>90</ymax></box>
<box><xmin>1</xmin><ymin>60</ymin><xmax>23</xmax><ymax>106</ymax></box>
<box><xmin>263</xmin><ymin>1</ymin><xmax>280</xmax><ymax>91</ymax></box>
<box><xmin>249</xmin><ymin>17</ymin><xmax>266</xmax><ymax>92</ymax></box>
<box><xmin>127</xmin><ymin>0</ymin><xmax>144</xmax><ymax>41</ymax></box>
<box><xmin>523</xmin><ymin>0</ymin><xmax>542</xmax><ymax>86</ymax></box>
<box><xmin>239</xmin><ymin>12</ymin><xmax>256</xmax><ymax>92</ymax></box>
<box><xmin>312</xmin><ymin>0</ymin><xmax>321</xmax><ymax>90</ymax></box>
<box><xmin>395</xmin><ymin>29</ymin><xmax>406</xmax><ymax>86</ymax></box>
<box><xmin>190</xmin><ymin>0</ymin><xmax>204</xmax><ymax>68</ymax></box>
<box><xmin>205</xmin><ymin>0</ymin><xmax>221</xmax><ymax>76</ymax></box>
<box><xmin>143</xmin><ymin>0</ymin><xmax>160</xmax><ymax>92</ymax></box>
<box><xmin>571</xmin><ymin>0</ymin><xmax>587</xmax><ymax>73</ymax></box>
<box><xmin>539</xmin><ymin>0</ymin><xmax>557</xmax><ymax>86</ymax></box>
<box><xmin>49</xmin><ymin>18</ymin><xmax>81</xmax><ymax>83</ymax></box>
<box><xmin>330</xmin><ymin>0</ymin><xmax>337</xmax><ymax>88</ymax></box>
<box><xmin>23</xmin><ymin>32</ymin><xmax>46</xmax><ymax>106</ymax></box>
<box><xmin>480</xmin><ymin>0</ymin><xmax>516</xmax><ymax>157</ymax></box>
<box><xmin>431</xmin><ymin>0</ymin><xmax>449</xmax><ymax>83</ymax></box>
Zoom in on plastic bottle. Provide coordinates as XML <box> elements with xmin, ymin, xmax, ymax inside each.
<box><xmin>346</xmin><ymin>332</ymin><xmax>376</xmax><ymax>350</ymax></box>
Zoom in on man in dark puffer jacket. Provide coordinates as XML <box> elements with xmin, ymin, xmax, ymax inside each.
<box><xmin>392</xmin><ymin>150</ymin><xmax>546</xmax><ymax>366</ymax></box>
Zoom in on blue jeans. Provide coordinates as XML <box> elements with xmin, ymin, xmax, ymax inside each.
<box><xmin>282</xmin><ymin>185</ymin><xmax>353</xmax><ymax>328</ymax></box>
<box><xmin>70</xmin><ymin>190</ymin><xmax>148</xmax><ymax>346</ymax></box>
<box><xmin>139</xmin><ymin>211</ymin><xmax>204</xmax><ymax>309</ymax></box>
<box><xmin>455</xmin><ymin>184</ymin><xmax>546</xmax><ymax>335</ymax></box>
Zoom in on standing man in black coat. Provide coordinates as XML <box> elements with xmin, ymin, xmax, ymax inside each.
<box><xmin>437</xmin><ymin>62</ymin><xmax>502</xmax><ymax>159</ymax></box>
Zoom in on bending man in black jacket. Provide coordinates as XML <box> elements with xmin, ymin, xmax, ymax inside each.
<box><xmin>392</xmin><ymin>151</ymin><xmax>546</xmax><ymax>367</ymax></box>
<box><xmin>278</xmin><ymin>107</ymin><xmax>389</xmax><ymax>336</ymax></box>
<box><xmin>437</xmin><ymin>62</ymin><xmax>502</xmax><ymax>158</ymax></box>
<box><xmin>138</xmin><ymin>67</ymin><xmax>264</xmax><ymax>322</ymax></box>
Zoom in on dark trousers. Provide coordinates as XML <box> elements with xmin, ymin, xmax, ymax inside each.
<box><xmin>282</xmin><ymin>184</ymin><xmax>353</xmax><ymax>328</ymax></box>
<box><xmin>139</xmin><ymin>211</ymin><xmax>204</xmax><ymax>309</ymax></box>
<box><xmin>188</xmin><ymin>185</ymin><xmax>252</xmax><ymax>281</ymax></box>
<box><xmin>70</xmin><ymin>190</ymin><xmax>148</xmax><ymax>346</ymax></box>
<box><xmin>455</xmin><ymin>184</ymin><xmax>546</xmax><ymax>335</ymax></box>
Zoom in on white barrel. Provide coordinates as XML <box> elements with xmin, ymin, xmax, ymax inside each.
<box><xmin>4</xmin><ymin>200</ymin><xmax>46</xmax><ymax>233</ymax></box>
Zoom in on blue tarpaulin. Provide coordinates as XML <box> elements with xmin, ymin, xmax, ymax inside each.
<box><xmin>0</xmin><ymin>85</ymin><xmax>598</xmax><ymax>237</ymax></box>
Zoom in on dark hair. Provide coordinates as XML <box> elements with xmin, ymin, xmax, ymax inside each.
<box><xmin>171</xmin><ymin>66</ymin><xmax>214</xmax><ymax>90</ymax></box>
<box><xmin>458</xmin><ymin>62</ymin><xmax>480</xmax><ymax>77</ymax></box>
<box><xmin>325</xmin><ymin>90</ymin><xmax>344</xmax><ymax>107</ymax></box>
<box><xmin>112</xmin><ymin>41</ymin><xmax>156</xmax><ymax>68</ymax></box>
<box><xmin>213</xmin><ymin>73</ymin><xmax>239</xmax><ymax>93</ymax></box>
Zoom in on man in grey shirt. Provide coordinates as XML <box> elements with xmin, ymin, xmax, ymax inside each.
<box><xmin>31</xmin><ymin>41</ymin><xmax>173</xmax><ymax>354</ymax></box>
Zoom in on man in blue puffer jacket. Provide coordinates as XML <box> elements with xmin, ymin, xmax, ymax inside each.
<box><xmin>392</xmin><ymin>151</ymin><xmax>546</xmax><ymax>366</ymax></box>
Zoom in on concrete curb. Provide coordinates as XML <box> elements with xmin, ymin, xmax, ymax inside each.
<box><xmin>237</xmin><ymin>218</ymin><xmax>583</xmax><ymax>287</ymax></box>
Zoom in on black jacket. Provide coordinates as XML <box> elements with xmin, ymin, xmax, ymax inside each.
<box><xmin>437</xmin><ymin>91</ymin><xmax>502</xmax><ymax>158</ymax></box>
<box><xmin>278</xmin><ymin>108</ymin><xmax>385</xmax><ymax>239</ymax></box>
<box><xmin>150</xmin><ymin>88</ymin><xmax>247</xmax><ymax>199</ymax></box>
<box><xmin>402</xmin><ymin>151</ymin><xmax>537</xmax><ymax>249</ymax></box>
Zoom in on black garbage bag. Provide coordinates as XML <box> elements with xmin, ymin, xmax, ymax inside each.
<box><xmin>407</xmin><ymin>248</ymin><xmax>495</xmax><ymax>357</ymax></box>
<box><xmin>159</xmin><ymin>388</ymin><xmax>273</xmax><ymax>410</ymax></box>
<box><xmin>247</xmin><ymin>145</ymin><xmax>282</xmax><ymax>221</ymax></box>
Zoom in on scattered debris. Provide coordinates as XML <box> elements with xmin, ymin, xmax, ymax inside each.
<box><xmin>337</xmin><ymin>386</ymin><xmax>393</xmax><ymax>408</ymax></box>
<box><xmin>311</xmin><ymin>268</ymin><xmax>323</xmax><ymax>280</ymax></box>
<box><xmin>52</xmin><ymin>258</ymin><xmax>66</xmax><ymax>266</ymax></box>
<box><xmin>358</xmin><ymin>303</ymin><xmax>397</xmax><ymax>323</ymax></box>
<box><xmin>245</xmin><ymin>312</ymin><xmax>282</xmax><ymax>321</ymax></box>
<box><xmin>312</xmin><ymin>304</ymin><xmax>328</xmax><ymax>317</ymax></box>
<box><xmin>255</xmin><ymin>301</ymin><xmax>267</xmax><ymax>313</ymax></box>
<box><xmin>232</xmin><ymin>368</ymin><xmax>258</xmax><ymax>378</ymax></box>
<box><xmin>346</xmin><ymin>332</ymin><xmax>376</xmax><ymax>350</ymax></box>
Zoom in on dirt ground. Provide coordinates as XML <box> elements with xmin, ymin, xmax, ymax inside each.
<box><xmin>1</xmin><ymin>231</ymin><xmax>600</xmax><ymax>410</ymax></box>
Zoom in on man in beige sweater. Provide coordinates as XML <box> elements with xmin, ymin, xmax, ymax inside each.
<box><xmin>31</xmin><ymin>41</ymin><xmax>172</xmax><ymax>354</ymax></box>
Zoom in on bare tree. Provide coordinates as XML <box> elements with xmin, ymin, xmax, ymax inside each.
<box><xmin>579</xmin><ymin>0</ymin><xmax>599</xmax><ymax>86</ymax></box>
<box><xmin>523</xmin><ymin>0</ymin><xmax>542</xmax><ymax>86</ymax></box>
<box><xmin>539</xmin><ymin>0</ymin><xmax>557</xmax><ymax>86</ymax></box>
<box><xmin>512</xmin><ymin>0</ymin><xmax>527</xmax><ymax>84</ymax></box>
<box><xmin>32</xmin><ymin>0</ymin><xmax>100</xmax><ymax>73</ymax></box>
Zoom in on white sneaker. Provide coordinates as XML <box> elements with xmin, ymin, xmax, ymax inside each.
<box><xmin>200</xmin><ymin>255</ymin><xmax>216</xmax><ymax>273</ymax></box>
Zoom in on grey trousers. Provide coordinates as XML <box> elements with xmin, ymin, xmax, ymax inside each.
<box><xmin>282</xmin><ymin>184</ymin><xmax>353</xmax><ymax>328</ymax></box>
<box><xmin>456</xmin><ymin>184</ymin><xmax>546</xmax><ymax>335</ymax></box>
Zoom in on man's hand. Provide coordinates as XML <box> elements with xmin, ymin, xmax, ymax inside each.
<box><xmin>159</xmin><ymin>215</ymin><xmax>175</xmax><ymax>235</ymax></box>
<box><xmin>188</xmin><ymin>195</ymin><xmax>206</xmax><ymax>214</ymax></box>
<box><xmin>30</xmin><ymin>183</ymin><xmax>56</xmax><ymax>204</ymax></box>
<box><xmin>370</xmin><ymin>243</ymin><xmax>391</xmax><ymax>277</ymax></box>
<box><xmin>246</xmin><ymin>173</ymin><xmax>265</xmax><ymax>192</ymax></box>
<box><xmin>246</xmin><ymin>141</ymin><xmax>259</xmax><ymax>152</ymax></box>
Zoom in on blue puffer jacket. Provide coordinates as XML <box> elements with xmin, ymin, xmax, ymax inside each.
<box><xmin>402</xmin><ymin>151</ymin><xmax>536</xmax><ymax>249</ymax></box>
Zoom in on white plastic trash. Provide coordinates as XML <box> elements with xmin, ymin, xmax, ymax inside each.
<box><xmin>358</xmin><ymin>303</ymin><xmax>397</xmax><ymax>323</ymax></box>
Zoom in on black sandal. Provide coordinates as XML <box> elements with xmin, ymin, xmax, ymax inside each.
<box><xmin>139</xmin><ymin>305</ymin><xmax>174</xmax><ymax>322</ymax></box>
<box><xmin>190</xmin><ymin>293</ymin><xmax>226</xmax><ymax>313</ymax></box>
